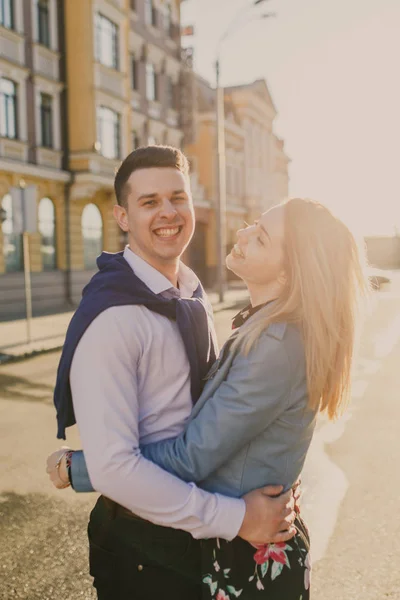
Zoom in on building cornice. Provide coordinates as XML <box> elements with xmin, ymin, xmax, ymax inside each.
<box><xmin>0</xmin><ymin>158</ymin><xmax>70</xmax><ymax>182</ymax></box>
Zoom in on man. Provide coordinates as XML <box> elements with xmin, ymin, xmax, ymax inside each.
<box><xmin>49</xmin><ymin>146</ymin><xmax>297</xmax><ymax>599</ymax></box>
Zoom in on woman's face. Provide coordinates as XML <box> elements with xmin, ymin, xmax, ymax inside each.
<box><xmin>226</xmin><ymin>206</ymin><xmax>286</xmax><ymax>287</ymax></box>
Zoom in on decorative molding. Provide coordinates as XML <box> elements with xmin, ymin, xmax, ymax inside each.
<box><xmin>0</xmin><ymin>158</ymin><xmax>70</xmax><ymax>182</ymax></box>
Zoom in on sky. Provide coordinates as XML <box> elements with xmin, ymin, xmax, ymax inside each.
<box><xmin>181</xmin><ymin>0</ymin><xmax>400</xmax><ymax>236</ymax></box>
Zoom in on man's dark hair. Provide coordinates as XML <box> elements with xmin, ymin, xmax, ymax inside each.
<box><xmin>114</xmin><ymin>145</ymin><xmax>190</xmax><ymax>207</ymax></box>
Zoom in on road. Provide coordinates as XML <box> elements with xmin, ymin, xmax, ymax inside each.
<box><xmin>1</xmin><ymin>289</ymin><xmax>399</xmax><ymax>599</ymax></box>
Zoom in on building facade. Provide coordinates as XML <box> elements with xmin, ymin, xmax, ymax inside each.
<box><xmin>0</xmin><ymin>0</ymin><xmax>185</xmax><ymax>319</ymax></box>
<box><xmin>0</xmin><ymin>0</ymin><xmax>69</xmax><ymax>320</ymax></box>
<box><xmin>184</xmin><ymin>75</ymin><xmax>290</xmax><ymax>286</ymax></box>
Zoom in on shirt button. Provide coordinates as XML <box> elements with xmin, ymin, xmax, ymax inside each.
<box><xmin>137</xmin><ymin>565</ymin><xmax>144</xmax><ymax>572</ymax></box>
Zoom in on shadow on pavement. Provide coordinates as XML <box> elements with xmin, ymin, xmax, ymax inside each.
<box><xmin>0</xmin><ymin>491</ymin><xmax>96</xmax><ymax>600</ymax></box>
<box><xmin>0</xmin><ymin>373</ymin><xmax>54</xmax><ymax>404</ymax></box>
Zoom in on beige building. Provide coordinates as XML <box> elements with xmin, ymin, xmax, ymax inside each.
<box><xmin>184</xmin><ymin>75</ymin><xmax>290</xmax><ymax>286</ymax></box>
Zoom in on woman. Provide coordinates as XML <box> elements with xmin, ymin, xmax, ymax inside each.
<box><xmin>48</xmin><ymin>198</ymin><xmax>368</xmax><ymax>598</ymax></box>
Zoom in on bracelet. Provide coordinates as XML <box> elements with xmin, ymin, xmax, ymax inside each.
<box><xmin>55</xmin><ymin>450</ymin><xmax>73</xmax><ymax>488</ymax></box>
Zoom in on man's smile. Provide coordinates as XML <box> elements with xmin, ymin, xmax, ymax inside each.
<box><xmin>153</xmin><ymin>226</ymin><xmax>183</xmax><ymax>239</ymax></box>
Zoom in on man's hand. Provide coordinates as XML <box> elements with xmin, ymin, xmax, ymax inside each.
<box><xmin>238</xmin><ymin>485</ymin><xmax>296</xmax><ymax>545</ymax></box>
<box><xmin>293</xmin><ymin>478</ymin><xmax>302</xmax><ymax>514</ymax></box>
<box><xmin>46</xmin><ymin>448</ymin><xmax>71</xmax><ymax>489</ymax></box>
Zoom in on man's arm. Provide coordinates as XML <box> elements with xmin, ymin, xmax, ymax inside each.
<box><xmin>141</xmin><ymin>334</ymin><xmax>292</xmax><ymax>483</ymax></box>
<box><xmin>69</xmin><ymin>306</ymin><xmax>246</xmax><ymax>540</ymax></box>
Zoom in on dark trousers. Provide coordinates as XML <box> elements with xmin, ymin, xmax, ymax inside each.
<box><xmin>88</xmin><ymin>496</ymin><xmax>202</xmax><ymax>600</ymax></box>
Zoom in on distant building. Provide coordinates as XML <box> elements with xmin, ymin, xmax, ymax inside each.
<box><xmin>183</xmin><ymin>75</ymin><xmax>290</xmax><ymax>286</ymax></box>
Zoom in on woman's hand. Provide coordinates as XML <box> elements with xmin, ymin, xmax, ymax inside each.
<box><xmin>46</xmin><ymin>448</ymin><xmax>72</xmax><ymax>489</ymax></box>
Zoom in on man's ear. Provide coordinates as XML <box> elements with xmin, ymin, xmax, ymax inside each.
<box><xmin>113</xmin><ymin>204</ymin><xmax>129</xmax><ymax>232</ymax></box>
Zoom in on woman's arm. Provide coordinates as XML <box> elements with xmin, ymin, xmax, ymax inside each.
<box><xmin>141</xmin><ymin>334</ymin><xmax>293</xmax><ymax>482</ymax></box>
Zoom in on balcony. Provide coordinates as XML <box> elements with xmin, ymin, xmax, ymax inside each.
<box><xmin>130</xmin><ymin>89</ymin><xmax>142</xmax><ymax>111</ymax></box>
<box><xmin>94</xmin><ymin>63</ymin><xmax>125</xmax><ymax>99</ymax></box>
<box><xmin>0</xmin><ymin>138</ymin><xmax>28</xmax><ymax>162</ymax></box>
<box><xmin>108</xmin><ymin>0</ymin><xmax>125</xmax><ymax>11</ymax></box>
<box><xmin>0</xmin><ymin>26</ymin><xmax>25</xmax><ymax>66</ymax></box>
<box><xmin>166</xmin><ymin>108</ymin><xmax>179</xmax><ymax>128</ymax></box>
<box><xmin>33</xmin><ymin>44</ymin><xmax>60</xmax><ymax>80</ymax></box>
<box><xmin>36</xmin><ymin>147</ymin><xmax>62</xmax><ymax>169</ymax></box>
<box><xmin>89</xmin><ymin>154</ymin><xmax>121</xmax><ymax>178</ymax></box>
<box><xmin>147</xmin><ymin>99</ymin><xmax>162</xmax><ymax>121</ymax></box>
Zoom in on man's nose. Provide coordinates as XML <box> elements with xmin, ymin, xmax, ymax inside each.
<box><xmin>159</xmin><ymin>199</ymin><xmax>178</xmax><ymax>219</ymax></box>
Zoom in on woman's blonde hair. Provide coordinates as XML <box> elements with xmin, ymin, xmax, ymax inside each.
<box><xmin>236</xmin><ymin>198</ymin><xmax>370</xmax><ymax>420</ymax></box>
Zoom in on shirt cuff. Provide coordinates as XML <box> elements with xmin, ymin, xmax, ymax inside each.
<box><xmin>210</xmin><ymin>495</ymin><xmax>246</xmax><ymax>541</ymax></box>
<box><xmin>70</xmin><ymin>450</ymin><xmax>95</xmax><ymax>493</ymax></box>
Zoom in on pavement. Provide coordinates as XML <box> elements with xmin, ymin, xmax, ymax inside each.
<box><xmin>0</xmin><ymin>285</ymin><xmax>250</xmax><ymax>364</ymax></box>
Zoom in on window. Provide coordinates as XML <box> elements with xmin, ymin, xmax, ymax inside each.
<box><xmin>146</xmin><ymin>63</ymin><xmax>157</xmax><ymax>101</ymax></box>
<box><xmin>162</xmin><ymin>0</ymin><xmax>172</xmax><ymax>33</ymax></box>
<box><xmin>147</xmin><ymin>135</ymin><xmax>156</xmax><ymax>145</ymax></box>
<box><xmin>38</xmin><ymin>0</ymin><xmax>50</xmax><ymax>48</ymax></box>
<box><xmin>40</xmin><ymin>93</ymin><xmax>53</xmax><ymax>148</ymax></box>
<box><xmin>131</xmin><ymin>56</ymin><xmax>139</xmax><ymax>91</ymax></box>
<box><xmin>0</xmin><ymin>78</ymin><xmax>17</xmax><ymax>139</ymax></box>
<box><xmin>38</xmin><ymin>197</ymin><xmax>56</xmax><ymax>270</ymax></box>
<box><xmin>0</xmin><ymin>0</ymin><xmax>14</xmax><ymax>29</ymax></box>
<box><xmin>1</xmin><ymin>194</ymin><xmax>22</xmax><ymax>272</ymax></box>
<box><xmin>81</xmin><ymin>204</ymin><xmax>103</xmax><ymax>270</ymax></box>
<box><xmin>96</xmin><ymin>106</ymin><xmax>120</xmax><ymax>160</ymax></box>
<box><xmin>95</xmin><ymin>13</ymin><xmax>119</xmax><ymax>70</ymax></box>
<box><xmin>144</xmin><ymin>0</ymin><xmax>156</xmax><ymax>27</ymax></box>
<box><xmin>132</xmin><ymin>130</ymin><xmax>140</xmax><ymax>149</ymax></box>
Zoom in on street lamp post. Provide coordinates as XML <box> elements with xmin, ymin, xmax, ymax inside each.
<box><xmin>214</xmin><ymin>0</ymin><xmax>275</xmax><ymax>302</ymax></box>
<box><xmin>215</xmin><ymin>56</ymin><xmax>227</xmax><ymax>303</ymax></box>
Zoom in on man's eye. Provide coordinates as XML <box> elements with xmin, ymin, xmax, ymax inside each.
<box><xmin>144</xmin><ymin>200</ymin><xmax>156</xmax><ymax>206</ymax></box>
<box><xmin>173</xmin><ymin>196</ymin><xmax>186</xmax><ymax>202</ymax></box>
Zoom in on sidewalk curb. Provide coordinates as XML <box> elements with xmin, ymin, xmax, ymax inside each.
<box><xmin>0</xmin><ymin>298</ymin><xmax>248</xmax><ymax>366</ymax></box>
<box><xmin>0</xmin><ymin>345</ymin><xmax>64</xmax><ymax>366</ymax></box>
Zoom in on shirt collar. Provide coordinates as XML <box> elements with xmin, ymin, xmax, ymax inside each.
<box><xmin>232</xmin><ymin>300</ymin><xmax>288</xmax><ymax>340</ymax></box>
<box><xmin>232</xmin><ymin>300</ymin><xmax>274</xmax><ymax>330</ymax></box>
<box><xmin>123</xmin><ymin>246</ymin><xmax>199</xmax><ymax>298</ymax></box>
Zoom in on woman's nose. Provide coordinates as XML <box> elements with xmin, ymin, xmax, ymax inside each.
<box><xmin>236</xmin><ymin>226</ymin><xmax>250</xmax><ymax>242</ymax></box>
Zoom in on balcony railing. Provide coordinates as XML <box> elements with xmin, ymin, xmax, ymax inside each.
<box><xmin>33</xmin><ymin>45</ymin><xmax>60</xmax><ymax>80</ymax></box>
<box><xmin>94</xmin><ymin>63</ymin><xmax>125</xmax><ymax>99</ymax></box>
<box><xmin>0</xmin><ymin>27</ymin><xmax>24</xmax><ymax>65</ymax></box>
<box><xmin>0</xmin><ymin>138</ymin><xmax>28</xmax><ymax>162</ymax></box>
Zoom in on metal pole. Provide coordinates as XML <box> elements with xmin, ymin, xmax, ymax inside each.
<box><xmin>22</xmin><ymin>232</ymin><xmax>33</xmax><ymax>345</ymax></box>
<box><xmin>215</xmin><ymin>57</ymin><xmax>227</xmax><ymax>303</ymax></box>
<box><xmin>21</xmin><ymin>186</ymin><xmax>33</xmax><ymax>345</ymax></box>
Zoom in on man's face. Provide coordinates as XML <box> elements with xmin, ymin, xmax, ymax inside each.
<box><xmin>114</xmin><ymin>167</ymin><xmax>195</xmax><ymax>269</ymax></box>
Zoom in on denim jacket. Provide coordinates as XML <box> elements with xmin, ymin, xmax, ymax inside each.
<box><xmin>71</xmin><ymin>320</ymin><xmax>317</xmax><ymax>498</ymax></box>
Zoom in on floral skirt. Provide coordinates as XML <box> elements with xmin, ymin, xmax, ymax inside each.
<box><xmin>201</xmin><ymin>516</ymin><xmax>311</xmax><ymax>600</ymax></box>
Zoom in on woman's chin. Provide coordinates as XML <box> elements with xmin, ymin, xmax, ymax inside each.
<box><xmin>226</xmin><ymin>254</ymin><xmax>242</xmax><ymax>278</ymax></box>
